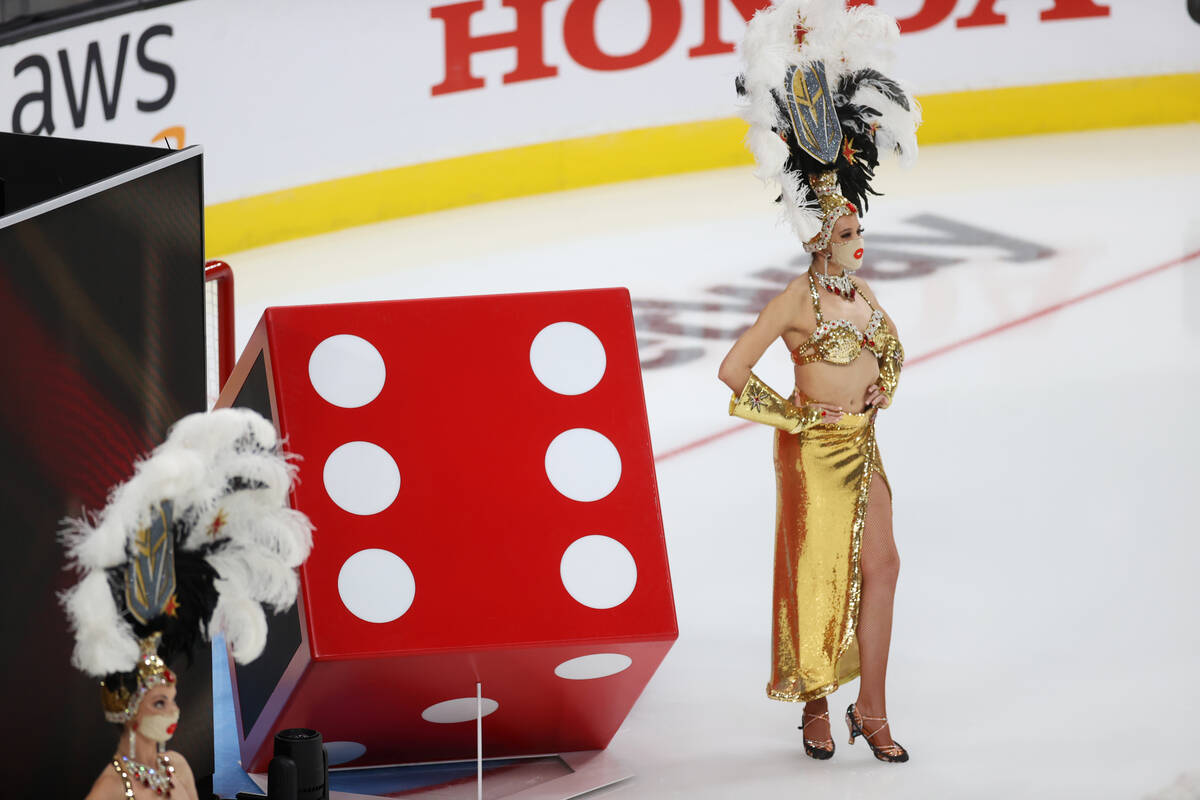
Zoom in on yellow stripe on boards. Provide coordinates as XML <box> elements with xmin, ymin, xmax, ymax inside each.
<box><xmin>918</xmin><ymin>72</ymin><xmax>1200</xmax><ymax>143</ymax></box>
<box><xmin>206</xmin><ymin>72</ymin><xmax>1200</xmax><ymax>256</ymax></box>
<box><xmin>204</xmin><ymin>118</ymin><xmax>751</xmax><ymax>256</ymax></box>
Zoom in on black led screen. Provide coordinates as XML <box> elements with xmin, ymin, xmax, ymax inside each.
<box><xmin>0</xmin><ymin>132</ymin><xmax>209</xmax><ymax>798</ymax></box>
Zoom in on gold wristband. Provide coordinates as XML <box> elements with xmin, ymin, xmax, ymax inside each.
<box><xmin>728</xmin><ymin>372</ymin><xmax>824</xmax><ymax>433</ymax></box>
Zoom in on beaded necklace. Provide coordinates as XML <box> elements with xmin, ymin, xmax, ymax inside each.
<box><xmin>815</xmin><ymin>269</ymin><xmax>856</xmax><ymax>300</ymax></box>
<box><xmin>111</xmin><ymin>752</ymin><xmax>176</xmax><ymax>797</ymax></box>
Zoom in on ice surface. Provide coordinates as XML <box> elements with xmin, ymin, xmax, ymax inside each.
<box><xmin>215</xmin><ymin>124</ymin><xmax>1200</xmax><ymax>799</ymax></box>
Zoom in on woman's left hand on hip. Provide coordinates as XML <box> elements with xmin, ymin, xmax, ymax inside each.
<box><xmin>865</xmin><ymin>384</ymin><xmax>890</xmax><ymax>409</ymax></box>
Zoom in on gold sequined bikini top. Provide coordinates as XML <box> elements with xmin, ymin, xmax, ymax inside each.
<box><xmin>790</xmin><ymin>273</ymin><xmax>905</xmax><ymax>375</ymax></box>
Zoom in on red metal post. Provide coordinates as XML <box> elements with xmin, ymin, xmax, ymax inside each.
<box><xmin>204</xmin><ymin>260</ymin><xmax>235</xmax><ymax>392</ymax></box>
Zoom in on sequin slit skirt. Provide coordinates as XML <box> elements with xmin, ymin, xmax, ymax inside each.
<box><xmin>767</xmin><ymin>399</ymin><xmax>889</xmax><ymax>703</ymax></box>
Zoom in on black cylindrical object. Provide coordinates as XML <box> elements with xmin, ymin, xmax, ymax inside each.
<box><xmin>270</xmin><ymin>729</ymin><xmax>328</xmax><ymax>800</ymax></box>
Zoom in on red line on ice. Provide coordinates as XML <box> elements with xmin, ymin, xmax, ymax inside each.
<box><xmin>654</xmin><ymin>248</ymin><xmax>1200</xmax><ymax>464</ymax></box>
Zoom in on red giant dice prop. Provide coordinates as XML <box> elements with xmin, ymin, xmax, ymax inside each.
<box><xmin>215</xmin><ymin>289</ymin><xmax>677</xmax><ymax>771</ymax></box>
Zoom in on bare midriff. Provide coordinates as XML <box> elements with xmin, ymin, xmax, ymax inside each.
<box><xmin>792</xmin><ymin>355</ymin><xmax>881</xmax><ymax>414</ymax></box>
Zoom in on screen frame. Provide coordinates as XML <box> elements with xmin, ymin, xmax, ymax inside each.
<box><xmin>0</xmin><ymin>144</ymin><xmax>203</xmax><ymax>229</ymax></box>
<box><xmin>0</xmin><ymin>0</ymin><xmax>187</xmax><ymax>47</ymax></box>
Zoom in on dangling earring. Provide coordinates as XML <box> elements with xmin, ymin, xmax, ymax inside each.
<box><xmin>815</xmin><ymin>251</ymin><xmax>856</xmax><ymax>299</ymax></box>
<box><xmin>129</xmin><ymin>725</ymin><xmax>137</xmax><ymax>759</ymax></box>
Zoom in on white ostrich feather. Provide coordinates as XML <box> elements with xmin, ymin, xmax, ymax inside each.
<box><xmin>166</xmin><ymin>406</ymin><xmax>278</xmax><ymax>456</ymax></box>
<box><xmin>61</xmin><ymin>570</ymin><xmax>140</xmax><ymax>677</ymax></box>
<box><xmin>838</xmin><ymin>5</ymin><xmax>900</xmax><ymax>75</ymax></box>
<box><xmin>61</xmin><ymin>408</ymin><xmax>313</xmax><ymax>678</ymax></box>
<box><xmin>211</xmin><ymin>581</ymin><xmax>269</xmax><ymax>664</ymax></box>
<box><xmin>64</xmin><ymin>449</ymin><xmax>207</xmax><ymax>570</ymax></box>
<box><xmin>189</xmin><ymin>495</ymin><xmax>312</xmax><ymax>566</ymax></box>
<box><xmin>212</xmin><ymin>452</ymin><xmax>297</xmax><ymax>506</ymax></box>
<box><xmin>209</xmin><ymin>543</ymin><xmax>301</xmax><ymax>613</ymax></box>
<box><xmin>779</xmin><ymin>170</ymin><xmax>822</xmax><ymax>241</ymax></box>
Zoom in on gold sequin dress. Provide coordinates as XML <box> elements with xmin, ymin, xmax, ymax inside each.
<box><xmin>767</xmin><ymin>275</ymin><xmax>903</xmax><ymax>702</ymax></box>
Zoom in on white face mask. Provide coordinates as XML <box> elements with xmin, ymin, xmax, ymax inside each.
<box><xmin>829</xmin><ymin>237</ymin><xmax>865</xmax><ymax>271</ymax></box>
<box><xmin>137</xmin><ymin>711</ymin><xmax>179</xmax><ymax>743</ymax></box>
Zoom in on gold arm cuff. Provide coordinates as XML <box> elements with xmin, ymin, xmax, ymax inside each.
<box><xmin>877</xmin><ymin>374</ymin><xmax>897</xmax><ymax>405</ymax></box>
<box><xmin>876</xmin><ymin>340</ymin><xmax>903</xmax><ymax>404</ymax></box>
<box><xmin>728</xmin><ymin>372</ymin><xmax>823</xmax><ymax>433</ymax></box>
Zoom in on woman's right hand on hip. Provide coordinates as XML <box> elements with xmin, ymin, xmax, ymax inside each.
<box><xmin>804</xmin><ymin>402</ymin><xmax>844</xmax><ymax>424</ymax></box>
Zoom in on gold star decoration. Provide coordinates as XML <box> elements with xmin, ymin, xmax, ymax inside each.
<box><xmin>842</xmin><ymin>136</ymin><xmax>859</xmax><ymax>165</ymax></box>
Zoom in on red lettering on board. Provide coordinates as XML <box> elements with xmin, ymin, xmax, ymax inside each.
<box><xmin>892</xmin><ymin>0</ymin><xmax>957</xmax><ymax>34</ymax></box>
<box><xmin>430</xmin><ymin>0</ymin><xmax>557</xmax><ymax>96</ymax></box>
<box><xmin>956</xmin><ymin>0</ymin><xmax>1006</xmax><ymax>28</ymax></box>
<box><xmin>1040</xmin><ymin>0</ymin><xmax>1110</xmax><ymax>21</ymax></box>
<box><xmin>836</xmin><ymin>0</ymin><xmax>1107</xmax><ymax>31</ymax></box>
<box><xmin>564</xmin><ymin>0</ymin><xmax>682</xmax><ymax>71</ymax></box>
<box><xmin>687</xmin><ymin>0</ymin><xmax>767</xmax><ymax>58</ymax></box>
<box><xmin>429</xmin><ymin>0</ymin><xmax>1116</xmax><ymax>96</ymax></box>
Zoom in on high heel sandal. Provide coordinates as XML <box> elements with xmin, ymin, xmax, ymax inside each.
<box><xmin>845</xmin><ymin>703</ymin><xmax>909</xmax><ymax>763</ymax></box>
<box><xmin>799</xmin><ymin>710</ymin><xmax>835</xmax><ymax>760</ymax></box>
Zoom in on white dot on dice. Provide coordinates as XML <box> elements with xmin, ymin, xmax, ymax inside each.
<box><xmin>529</xmin><ymin>321</ymin><xmax>607</xmax><ymax>395</ymax></box>
<box><xmin>323</xmin><ymin>441</ymin><xmax>401</xmax><ymax>515</ymax></box>
<box><xmin>544</xmin><ymin>428</ymin><xmax>622</xmax><ymax>502</ymax></box>
<box><xmin>560</xmin><ymin>535</ymin><xmax>638</xmax><ymax>609</ymax></box>
<box><xmin>323</xmin><ymin>741</ymin><xmax>367</xmax><ymax>766</ymax></box>
<box><xmin>421</xmin><ymin>697</ymin><xmax>499</xmax><ymax>724</ymax></box>
<box><xmin>554</xmin><ymin>653</ymin><xmax>633</xmax><ymax>680</ymax></box>
<box><xmin>337</xmin><ymin>549</ymin><xmax>415</xmax><ymax>623</ymax></box>
<box><xmin>308</xmin><ymin>334</ymin><xmax>386</xmax><ymax>407</ymax></box>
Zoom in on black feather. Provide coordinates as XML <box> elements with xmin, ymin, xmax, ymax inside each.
<box><xmin>227</xmin><ymin>475</ymin><xmax>268</xmax><ymax>492</ymax></box>
<box><xmin>837</xmin><ymin>68</ymin><xmax>910</xmax><ymax>112</ymax></box>
<box><xmin>770</xmin><ymin>83</ymin><xmax>883</xmax><ymax>217</ymax></box>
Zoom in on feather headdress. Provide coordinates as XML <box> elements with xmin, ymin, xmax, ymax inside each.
<box><xmin>60</xmin><ymin>407</ymin><xmax>313</xmax><ymax>722</ymax></box>
<box><xmin>736</xmin><ymin>0</ymin><xmax>921</xmax><ymax>250</ymax></box>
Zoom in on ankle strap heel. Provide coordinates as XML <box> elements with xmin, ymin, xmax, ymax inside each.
<box><xmin>799</xmin><ymin>710</ymin><xmax>835</xmax><ymax>760</ymax></box>
<box><xmin>844</xmin><ymin>703</ymin><xmax>909</xmax><ymax>763</ymax></box>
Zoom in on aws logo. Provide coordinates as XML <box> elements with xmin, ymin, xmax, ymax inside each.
<box><xmin>9</xmin><ymin>23</ymin><xmax>176</xmax><ymax>138</ymax></box>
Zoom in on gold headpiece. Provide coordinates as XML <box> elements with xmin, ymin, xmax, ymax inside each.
<box><xmin>738</xmin><ymin>2</ymin><xmax>918</xmax><ymax>252</ymax></box>
<box><xmin>803</xmin><ymin>170</ymin><xmax>857</xmax><ymax>253</ymax></box>
<box><xmin>100</xmin><ymin>634</ymin><xmax>175</xmax><ymax>724</ymax></box>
